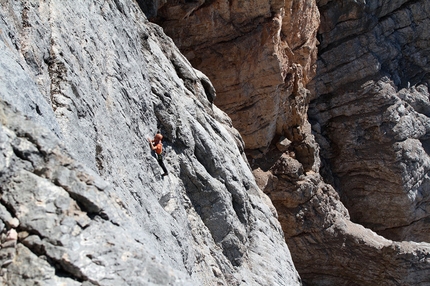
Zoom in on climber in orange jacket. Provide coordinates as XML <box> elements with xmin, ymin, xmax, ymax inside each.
<box><xmin>148</xmin><ymin>133</ymin><xmax>168</xmax><ymax>176</ymax></box>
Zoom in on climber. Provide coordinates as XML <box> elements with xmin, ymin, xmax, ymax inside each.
<box><xmin>148</xmin><ymin>133</ymin><xmax>168</xmax><ymax>176</ymax></box>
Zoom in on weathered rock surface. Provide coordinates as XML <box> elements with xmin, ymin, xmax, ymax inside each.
<box><xmin>310</xmin><ymin>0</ymin><xmax>430</xmax><ymax>242</ymax></box>
<box><xmin>0</xmin><ymin>0</ymin><xmax>300</xmax><ymax>285</ymax></box>
<box><xmin>148</xmin><ymin>0</ymin><xmax>320</xmax><ymax>150</ymax></box>
<box><xmin>253</xmin><ymin>138</ymin><xmax>430</xmax><ymax>285</ymax></box>
<box><xmin>145</xmin><ymin>0</ymin><xmax>430</xmax><ymax>285</ymax></box>
<box><xmin>4</xmin><ymin>0</ymin><xmax>430</xmax><ymax>284</ymax></box>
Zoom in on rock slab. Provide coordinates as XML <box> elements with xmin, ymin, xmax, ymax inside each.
<box><xmin>0</xmin><ymin>0</ymin><xmax>300</xmax><ymax>285</ymax></box>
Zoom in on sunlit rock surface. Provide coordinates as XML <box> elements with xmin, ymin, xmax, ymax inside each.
<box><xmin>0</xmin><ymin>1</ymin><xmax>300</xmax><ymax>285</ymax></box>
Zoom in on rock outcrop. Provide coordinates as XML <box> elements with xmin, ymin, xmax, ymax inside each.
<box><xmin>144</xmin><ymin>0</ymin><xmax>430</xmax><ymax>285</ymax></box>
<box><xmin>0</xmin><ymin>1</ymin><xmax>300</xmax><ymax>285</ymax></box>
<box><xmin>149</xmin><ymin>0</ymin><xmax>320</xmax><ymax>151</ymax></box>
<box><xmin>3</xmin><ymin>0</ymin><xmax>430</xmax><ymax>284</ymax></box>
<box><xmin>310</xmin><ymin>0</ymin><xmax>430</xmax><ymax>243</ymax></box>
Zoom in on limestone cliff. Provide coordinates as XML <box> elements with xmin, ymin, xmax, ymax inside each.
<box><xmin>0</xmin><ymin>1</ymin><xmax>300</xmax><ymax>285</ymax></box>
<box><xmin>149</xmin><ymin>0</ymin><xmax>320</xmax><ymax>152</ymax></box>
<box><xmin>311</xmin><ymin>0</ymin><xmax>430</xmax><ymax>242</ymax></box>
<box><xmin>144</xmin><ymin>0</ymin><xmax>430</xmax><ymax>285</ymax></box>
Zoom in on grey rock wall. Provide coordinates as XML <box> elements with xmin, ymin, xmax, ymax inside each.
<box><xmin>0</xmin><ymin>0</ymin><xmax>300</xmax><ymax>285</ymax></box>
<box><xmin>310</xmin><ymin>0</ymin><xmax>430</xmax><ymax>242</ymax></box>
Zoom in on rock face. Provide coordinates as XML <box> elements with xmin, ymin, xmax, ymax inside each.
<box><xmin>0</xmin><ymin>1</ymin><xmax>300</xmax><ymax>285</ymax></box>
<box><xmin>149</xmin><ymin>0</ymin><xmax>320</xmax><ymax>151</ymax></box>
<box><xmin>143</xmin><ymin>0</ymin><xmax>430</xmax><ymax>285</ymax></box>
<box><xmin>310</xmin><ymin>0</ymin><xmax>430</xmax><ymax>242</ymax></box>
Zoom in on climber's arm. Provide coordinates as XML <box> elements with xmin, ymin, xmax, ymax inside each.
<box><xmin>147</xmin><ymin>138</ymin><xmax>156</xmax><ymax>150</ymax></box>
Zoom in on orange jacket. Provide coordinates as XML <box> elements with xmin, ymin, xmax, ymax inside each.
<box><xmin>154</xmin><ymin>142</ymin><xmax>162</xmax><ymax>155</ymax></box>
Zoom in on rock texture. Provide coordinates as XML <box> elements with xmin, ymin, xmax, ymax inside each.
<box><xmin>253</xmin><ymin>142</ymin><xmax>430</xmax><ymax>285</ymax></box>
<box><xmin>310</xmin><ymin>0</ymin><xmax>430</xmax><ymax>242</ymax></box>
<box><xmin>144</xmin><ymin>0</ymin><xmax>430</xmax><ymax>285</ymax></box>
<box><xmin>3</xmin><ymin>0</ymin><xmax>430</xmax><ymax>284</ymax></box>
<box><xmin>0</xmin><ymin>1</ymin><xmax>300</xmax><ymax>285</ymax></box>
<box><xmin>0</xmin><ymin>100</ymin><xmax>190</xmax><ymax>285</ymax></box>
<box><xmin>149</xmin><ymin>0</ymin><xmax>320</xmax><ymax>151</ymax></box>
